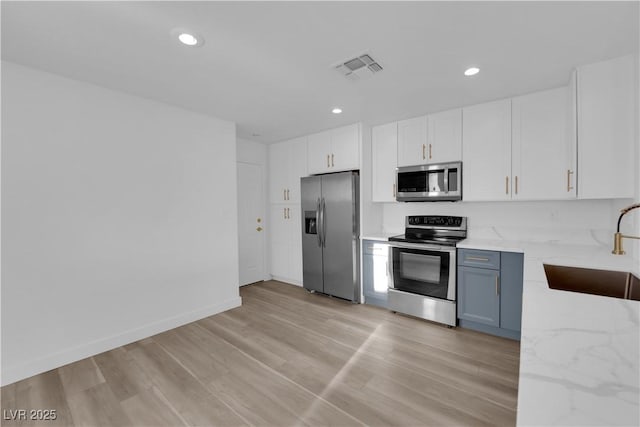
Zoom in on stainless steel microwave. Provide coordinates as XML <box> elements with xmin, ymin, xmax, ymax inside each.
<box><xmin>396</xmin><ymin>161</ymin><xmax>462</xmax><ymax>202</ymax></box>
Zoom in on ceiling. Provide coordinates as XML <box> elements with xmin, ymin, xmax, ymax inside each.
<box><xmin>2</xmin><ymin>1</ymin><xmax>638</xmax><ymax>143</ymax></box>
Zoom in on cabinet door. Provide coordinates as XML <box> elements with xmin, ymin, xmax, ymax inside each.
<box><xmin>287</xmin><ymin>205</ymin><xmax>303</xmax><ymax>283</ymax></box>
<box><xmin>397</xmin><ymin>115</ymin><xmax>428</xmax><ymax>167</ymax></box>
<box><xmin>286</xmin><ymin>137</ymin><xmax>308</xmax><ymax>203</ymax></box>
<box><xmin>512</xmin><ymin>86</ymin><xmax>575</xmax><ymax>200</ymax></box>
<box><xmin>307</xmin><ymin>130</ymin><xmax>331</xmax><ymax>175</ymax></box>
<box><xmin>427</xmin><ymin>108</ymin><xmax>462</xmax><ymax>163</ymax></box>
<box><xmin>457</xmin><ymin>266</ymin><xmax>500</xmax><ymax>327</ymax></box>
<box><xmin>269</xmin><ymin>142</ymin><xmax>289</xmax><ymax>203</ymax></box>
<box><xmin>577</xmin><ymin>54</ymin><xmax>635</xmax><ymax>199</ymax></box>
<box><xmin>269</xmin><ymin>205</ymin><xmax>290</xmax><ymax>278</ymax></box>
<box><xmin>372</xmin><ymin>122</ymin><xmax>398</xmax><ymax>202</ymax></box>
<box><xmin>331</xmin><ymin>124</ymin><xmax>360</xmax><ymax>171</ymax></box>
<box><xmin>500</xmin><ymin>252</ymin><xmax>524</xmax><ymax>332</ymax></box>
<box><xmin>462</xmin><ymin>99</ymin><xmax>512</xmax><ymax>201</ymax></box>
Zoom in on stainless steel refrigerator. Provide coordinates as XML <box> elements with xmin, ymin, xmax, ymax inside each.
<box><xmin>301</xmin><ymin>171</ymin><xmax>360</xmax><ymax>302</ymax></box>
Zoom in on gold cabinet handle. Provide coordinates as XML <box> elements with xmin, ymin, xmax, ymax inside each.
<box><xmin>331</xmin><ymin>153</ymin><xmax>334</xmax><ymax>167</ymax></box>
<box><xmin>393</xmin><ymin>183</ymin><xmax>396</xmax><ymax>197</ymax></box>
<box><xmin>495</xmin><ymin>275</ymin><xmax>500</xmax><ymax>295</ymax></box>
<box><xmin>505</xmin><ymin>176</ymin><xmax>509</xmax><ymax>195</ymax></box>
<box><xmin>466</xmin><ymin>256</ymin><xmax>489</xmax><ymax>262</ymax></box>
<box><xmin>515</xmin><ymin>176</ymin><xmax>518</xmax><ymax>195</ymax></box>
<box><xmin>257</xmin><ymin>218</ymin><xmax>262</xmax><ymax>223</ymax></box>
<box><xmin>422</xmin><ymin>144</ymin><xmax>426</xmax><ymax>160</ymax></box>
<box><xmin>256</xmin><ymin>226</ymin><xmax>263</xmax><ymax>232</ymax></box>
<box><xmin>327</xmin><ymin>154</ymin><xmax>330</xmax><ymax>168</ymax></box>
<box><xmin>429</xmin><ymin>143</ymin><xmax>432</xmax><ymax>160</ymax></box>
<box><xmin>283</xmin><ymin>189</ymin><xmax>287</xmax><ymax>201</ymax></box>
<box><xmin>567</xmin><ymin>170</ymin><xmax>574</xmax><ymax>192</ymax></box>
<box><xmin>286</xmin><ymin>189</ymin><xmax>290</xmax><ymax>200</ymax></box>
<box><xmin>287</xmin><ymin>208</ymin><xmax>290</xmax><ymax>219</ymax></box>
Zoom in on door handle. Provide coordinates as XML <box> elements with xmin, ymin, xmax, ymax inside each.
<box><xmin>466</xmin><ymin>256</ymin><xmax>489</xmax><ymax>262</ymax></box>
<box><xmin>393</xmin><ymin>183</ymin><xmax>396</xmax><ymax>197</ymax></box>
<box><xmin>257</xmin><ymin>218</ymin><xmax>261</xmax><ymax>223</ymax></box>
<box><xmin>283</xmin><ymin>207</ymin><xmax>286</xmax><ymax>219</ymax></box>
<box><xmin>286</xmin><ymin>189</ymin><xmax>290</xmax><ymax>200</ymax></box>
<box><xmin>256</xmin><ymin>226</ymin><xmax>263</xmax><ymax>232</ymax></box>
<box><xmin>321</xmin><ymin>197</ymin><xmax>327</xmax><ymax>247</ymax></box>
<box><xmin>505</xmin><ymin>176</ymin><xmax>509</xmax><ymax>195</ymax></box>
<box><xmin>567</xmin><ymin>170</ymin><xmax>574</xmax><ymax>192</ymax></box>
<box><xmin>422</xmin><ymin>144</ymin><xmax>426</xmax><ymax>160</ymax></box>
<box><xmin>327</xmin><ymin>154</ymin><xmax>330</xmax><ymax>168</ymax></box>
<box><xmin>286</xmin><ymin>208</ymin><xmax>290</xmax><ymax>219</ymax></box>
<box><xmin>331</xmin><ymin>153</ymin><xmax>334</xmax><ymax>167</ymax></box>
<box><xmin>495</xmin><ymin>275</ymin><xmax>500</xmax><ymax>295</ymax></box>
<box><xmin>283</xmin><ymin>189</ymin><xmax>286</xmax><ymax>201</ymax></box>
<box><xmin>316</xmin><ymin>198</ymin><xmax>322</xmax><ymax>247</ymax></box>
<box><xmin>429</xmin><ymin>143</ymin><xmax>432</xmax><ymax>159</ymax></box>
<box><xmin>515</xmin><ymin>176</ymin><xmax>518</xmax><ymax>195</ymax></box>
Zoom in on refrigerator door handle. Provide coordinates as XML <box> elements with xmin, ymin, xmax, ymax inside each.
<box><xmin>316</xmin><ymin>197</ymin><xmax>322</xmax><ymax>247</ymax></box>
<box><xmin>321</xmin><ymin>197</ymin><xmax>327</xmax><ymax>247</ymax></box>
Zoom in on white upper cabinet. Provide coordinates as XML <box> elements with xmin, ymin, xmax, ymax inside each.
<box><xmin>462</xmin><ymin>99</ymin><xmax>512</xmax><ymax>201</ymax></box>
<box><xmin>331</xmin><ymin>124</ymin><xmax>360</xmax><ymax>171</ymax></box>
<box><xmin>307</xmin><ymin>130</ymin><xmax>332</xmax><ymax>175</ymax></box>
<box><xmin>577</xmin><ymin>54</ymin><xmax>636</xmax><ymax>199</ymax></box>
<box><xmin>397</xmin><ymin>115</ymin><xmax>428</xmax><ymax>167</ymax></box>
<box><xmin>372</xmin><ymin>122</ymin><xmax>398</xmax><ymax>202</ymax></box>
<box><xmin>307</xmin><ymin>124</ymin><xmax>360</xmax><ymax>174</ymax></box>
<box><xmin>268</xmin><ymin>137</ymin><xmax>307</xmax><ymax>204</ymax></box>
<box><xmin>511</xmin><ymin>85</ymin><xmax>576</xmax><ymax>200</ymax></box>
<box><xmin>427</xmin><ymin>108</ymin><xmax>462</xmax><ymax>163</ymax></box>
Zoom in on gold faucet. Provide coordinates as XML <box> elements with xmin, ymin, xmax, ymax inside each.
<box><xmin>612</xmin><ymin>203</ymin><xmax>640</xmax><ymax>255</ymax></box>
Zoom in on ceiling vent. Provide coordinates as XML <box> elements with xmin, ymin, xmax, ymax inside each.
<box><xmin>334</xmin><ymin>53</ymin><xmax>383</xmax><ymax>81</ymax></box>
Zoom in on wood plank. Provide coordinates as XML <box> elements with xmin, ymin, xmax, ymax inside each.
<box><xmin>0</xmin><ymin>280</ymin><xmax>520</xmax><ymax>426</ymax></box>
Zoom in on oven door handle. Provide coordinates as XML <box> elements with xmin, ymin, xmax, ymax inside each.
<box><xmin>387</xmin><ymin>241</ymin><xmax>456</xmax><ymax>254</ymax></box>
<box><xmin>387</xmin><ymin>246</ymin><xmax>395</xmax><ymax>289</ymax></box>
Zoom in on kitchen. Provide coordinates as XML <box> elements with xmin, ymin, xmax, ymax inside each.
<box><xmin>2</xmin><ymin>2</ymin><xmax>639</xmax><ymax>426</ymax></box>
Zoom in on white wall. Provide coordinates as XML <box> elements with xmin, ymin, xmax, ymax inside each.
<box><xmin>382</xmin><ymin>199</ymin><xmax>633</xmax><ymax>248</ymax></box>
<box><xmin>236</xmin><ymin>138</ymin><xmax>270</xmax><ymax>281</ymax></box>
<box><xmin>1</xmin><ymin>62</ymin><xmax>241</xmax><ymax>385</ymax></box>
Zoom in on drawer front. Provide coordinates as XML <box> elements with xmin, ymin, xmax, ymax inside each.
<box><xmin>363</xmin><ymin>240</ymin><xmax>390</xmax><ymax>256</ymax></box>
<box><xmin>458</xmin><ymin>249</ymin><xmax>500</xmax><ymax>270</ymax></box>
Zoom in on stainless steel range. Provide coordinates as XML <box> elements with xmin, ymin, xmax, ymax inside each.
<box><xmin>387</xmin><ymin>215</ymin><xmax>467</xmax><ymax>327</ymax></box>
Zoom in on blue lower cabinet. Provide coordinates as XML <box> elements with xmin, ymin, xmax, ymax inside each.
<box><xmin>457</xmin><ymin>266</ymin><xmax>500</xmax><ymax>327</ymax></box>
<box><xmin>457</xmin><ymin>249</ymin><xmax>524</xmax><ymax>340</ymax></box>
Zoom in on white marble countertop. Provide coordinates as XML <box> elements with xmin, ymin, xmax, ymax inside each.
<box><xmin>360</xmin><ymin>234</ymin><xmax>396</xmax><ymax>242</ymax></box>
<box><xmin>460</xmin><ymin>238</ymin><xmax>640</xmax><ymax>426</ymax></box>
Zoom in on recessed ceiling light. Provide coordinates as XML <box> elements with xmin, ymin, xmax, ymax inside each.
<box><xmin>178</xmin><ymin>33</ymin><xmax>199</xmax><ymax>46</ymax></box>
<box><xmin>464</xmin><ymin>67</ymin><xmax>480</xmax><ymax>76</ymax></box>
<box><xmin>171</xmin><ymin>28</ymin><xmax>204</xmax><ymax>47</ymax></box>
<box><xmin>332</xmin><ymin>108</ymin><xmax>343</xmax><ymax>114</ymax></box>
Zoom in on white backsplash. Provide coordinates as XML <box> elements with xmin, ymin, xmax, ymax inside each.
<box><xmin>382</xmin><ymin>198</ymin><xmax>635</xmax><ymax>250</ymax></box>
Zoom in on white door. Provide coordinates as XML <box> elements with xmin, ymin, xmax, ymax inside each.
<box><xmin>331</xmin><ymin>123</ymin><xmax>360</xmax><ymax>171</ymax></box>
<box><xmin>397</xmin><ymin>115</ymin><xmax>428</xmax><ymax>167</ymax></box>
<box><xmin>372</xmin><ymin>122</ymin><xmax>398</xmax><ymax>202</ymax></box>
<box><xmin>512</xmin><ymin>86</ymin><xmax>575</xmax><ymax>200</ymax></box>
<box><xmin>307</xmin><ymin>130</ymin><xmax>331</xmax><ymax>174</ymax></box>
<box><xmin>428</xmin><ymin>108</ymin><xmax>462</xmax><ymax>163</ymax></box>
<box><xmin>237</xmin><ymin>162</ymin><xmax>265</xmax><ymax>286</ymax></box>
<box><xmin>462</xmin><ymin>99</ymin><xmax>512</xmax><ymax>201</ymax></box>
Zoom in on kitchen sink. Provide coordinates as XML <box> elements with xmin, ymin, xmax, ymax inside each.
<box><xmin>543</xmin><ymin>264</ymin><xmax>640</xmax><ymax>301</ymax></box>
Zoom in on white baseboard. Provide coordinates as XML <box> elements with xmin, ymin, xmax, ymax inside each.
<box><xmin>1</xmin><ymin>296</ymin><xmax>242</xmax><ymax>386</ymax></box>
<box><xmin>270</xmin><ymin>275</ymin><xmax>303</xmax><ymax>287</ymax></box>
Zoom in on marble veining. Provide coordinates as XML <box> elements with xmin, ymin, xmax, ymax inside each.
<box><xmin>461</xmin><ymin>238</ymin><xmax>639</xmax><ymax>426</ymax></box>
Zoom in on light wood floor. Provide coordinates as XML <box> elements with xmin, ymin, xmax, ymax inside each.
<box><xmin>1</xmin><ymin>281</ymin><xmax>520</xmax><ymax>426</ymax></box>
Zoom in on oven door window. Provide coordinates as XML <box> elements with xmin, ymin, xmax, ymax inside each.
<box><xmin>392</xmin><ymin>248</ymin><xmax>450</xmax><ymax>299</ymax></box>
